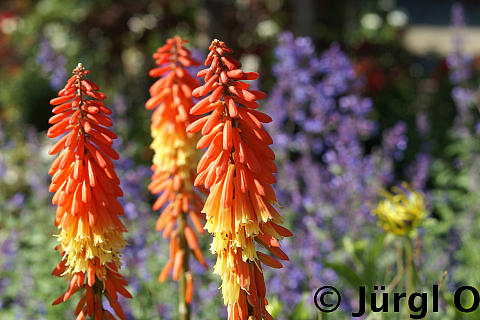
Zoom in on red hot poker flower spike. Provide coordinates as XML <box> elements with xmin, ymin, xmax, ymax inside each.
<box><xmin>188</xmin><ymin>39</ymin><xmax>292</xmax><ymax>320</ymax></box>
<box><xmin>48</xmin><ymin>63</ymin><xmax>130</xmax><ymax>320</ymax></box>
<box><xmin>146</xmin><ymin>36</ymin><xmax>208</xmax><ymax>316</ymax></box>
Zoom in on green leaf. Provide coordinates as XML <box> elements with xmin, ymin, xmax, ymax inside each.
<box><xmin>291</xmin><ymin>296</ymin><xmax>313</xmax><ymax>320</ymax></box>
<box><xmin>324</xmin><ymin>261</ymin><xmax>364</xmax><ymax>289</ymax></box>
<box><xmin>364</xmin><ymin>233</ymin><xmax>386</xmax><ymax>287</ymax></box>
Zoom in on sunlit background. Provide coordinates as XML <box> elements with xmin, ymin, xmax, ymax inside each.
<box><xmin>1</xmin><ymin>0</ymin><xmax>480</xmax><ymax>319</ymax></box>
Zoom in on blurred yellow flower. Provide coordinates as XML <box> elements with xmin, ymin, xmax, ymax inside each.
<box><xmin>373</xmin><ymin>183</ymin><xmax>426</xmax><ymax>236</ymax></box>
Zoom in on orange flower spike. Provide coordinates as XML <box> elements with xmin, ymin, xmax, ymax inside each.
<box><xmin>146</xmin><ymin>36</ymin><xmax>208</xmax><ymax>310</ymax></box>
<box><xmin>47</xmin><ymin>63</ymin><xmax>130</xmax><ymax>319</ymax></box>
<box><xmin>191</xmin><ymin>39</ymin><xmax>292</xmax><ymax>320</ymax></box>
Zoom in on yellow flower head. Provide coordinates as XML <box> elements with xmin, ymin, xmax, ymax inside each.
<box><xmin>373</xmin><ymin>182</ymin><xmax>426</xmax><ymax>236</ymax></box>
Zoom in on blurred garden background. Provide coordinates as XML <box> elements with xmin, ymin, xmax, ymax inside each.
<box><xmin>2</xmin><ymin>0</ymin><xmax>480</xmax><ymax>319</ymax></box>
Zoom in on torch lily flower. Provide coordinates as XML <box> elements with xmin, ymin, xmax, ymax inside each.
<box><xmin>187</xmin><ymin>39</ymin><xmax>292</xmax><ymax>320</ymax></box>
<box><xmin>48</xmin><ymin>63</ymin><xmax>130</xmax><ymax>320</ymax></box>
<box><xmin>146</xmin><ymin>36</ymin><xmax>208</xmax><ymax>318</ymax></box>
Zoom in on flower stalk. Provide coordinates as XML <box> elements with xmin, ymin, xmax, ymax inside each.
<box><xmin>178</xmin><ymin>212</ymin><xmax>191</xmax><ymax>320</ymax></box>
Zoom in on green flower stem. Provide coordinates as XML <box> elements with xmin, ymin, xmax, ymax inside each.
<box><xmin>404</xmin><ymin>237</ymin><xmax>414</xmax><ymax>317</ymax></box>
<box><xmin>178</xmin><ymin>212</ymin><xmax>190</xmax><ymax>320</ymax></box>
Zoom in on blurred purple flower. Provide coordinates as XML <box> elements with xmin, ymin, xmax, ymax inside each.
<box><xmin>382</xmin><ymin>121</ymin><xmax>407</xmax><ymax>160</ymax></box>
<box><xmin>156</xmin><ymin>303</ymin><xmax>172</xmax><ymax>320</ymax></box>
<box><xmin>116</xmin><ymin>153</ymin><xmax>152</xmax><ymax>284</ymax></box>
<box><xmin>1</xmin><ymin>231</ymin><xmax>18</xmax><ymax>271</ymax></box>
<box><xmin>447</xmin><ymin>2</ymin><xmax>472</xmax><ymax>84</ymax></box>
<box><xmin>406</xmin><ymin>153</ymin><xmax>431</xmax><ymax>191</ymax></box>
<box><xmin>7</xmin><ymin>193</ymin><xmax>25</xmax><ymax>208</ymax></box>
<box><xmin>36</xmin><ymin>37</ymin><xmax>67</xmax><ymax>89</ymax></box>
<box><xmin>264</xmin><ymin>32</ymin><xmax>406</xmax><ymax>314</ymax></box>
<box><xmin>447</xmin><ymin>3</ymin><xmax>479</xmax><ymax>129</ymax></box>
<box><xmin>416</xmin><ymin>112</ymin><xmax>430</xmax><ymax>137</ymax></box>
